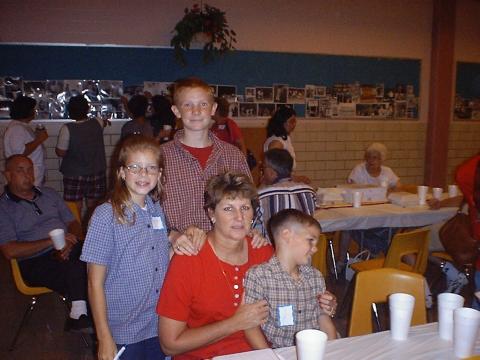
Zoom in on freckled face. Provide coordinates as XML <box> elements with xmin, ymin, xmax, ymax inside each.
<box><xmin>171</xmin><ymin>87</ymin><xmax>217</xmax><ymax>132</ymax></box>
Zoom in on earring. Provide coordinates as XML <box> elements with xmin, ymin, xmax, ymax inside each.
<box><xmin>211</xmin><ymin>218</ymin><xmax>216</xmax><ymax>224</ymax></box>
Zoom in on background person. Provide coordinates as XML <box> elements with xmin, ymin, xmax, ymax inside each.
<box><xmin>256</xmin><ymin>149</ymin><xmax>316</xmax><ymax>238</ymax></box>
<box><xmin>56</xmin><ymin>95</ymin><xmax>107</xmax><ymax>222</ymax></box>
<box><xmin>3</xmin><ymin>96</ymin><xmax>47</xmax><ymax>186</ymax></box>
<box><xmin>0</xmin><ymin>155</ymin><xmax>90</xmax><ymax>331</ymax></box>
<box><xmin>121</xmin><ymin>94</ymin><xmax>154</xmax><ymax>139</ymax></box>
<box><xmin>148</xmin><ymin>95</ymin><xmax>177</xmax><ymax>144</ymax></box>
<box><xmin>263</xmin><ymin>106</ymin><xmax>310</xmax><ymax>184</ymax></box>
<box><xmin>211</xmin><ymin>97</ymin><xmax>247</xmax><ymax>156</ymax></box>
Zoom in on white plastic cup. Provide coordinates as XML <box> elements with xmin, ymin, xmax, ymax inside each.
<box><xmin>453</xmin><ymin>307</ymin><xmax>480</xmax><ymax>358</ymax></box>
<box><xmin>389</xmin><ymin>293</ymin><xmax>415</xmax><ymax>340</ymax></box>
<box><xmin>295</xmin><ymin>329</ymin><xmax>327</xmax><ymax>360</ymax></box>
<box><xmin>353</xmin><ymin>191</ymin><xmax>362</xmax><ymax>208</ymax></box>
<box><xmin>163</xmin><ymin>124</ymin><xmax>172</xmax><ymax>140</ymax></box>
<box><xmin>448</xmin><ymin>184</ymin><xmax>459</xmax><ymax>198</ymax></box>
<box><xmin>437</xmin><ymin>293</ymin><xmax>465</xmax><ymax>341</ymax></box>
<box><xmin>49</xmin><ymin>228</ymin><xmax>66</xmax><ymax>250</ymax></box>
<box><xmin>417</xmin><ymin>186</ymin><xmax>429</xmax><ymax>205</ymax></box>
<box><xmin>432</xmin><ymin>187</ymin><xmax>443</xmax><ymax>200</ymax></box>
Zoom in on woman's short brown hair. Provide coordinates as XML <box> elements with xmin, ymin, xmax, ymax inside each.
<box><xmin>204</xmin><ymin>172</ymin><xmax>259</xmax><ymax>212</ymax></box>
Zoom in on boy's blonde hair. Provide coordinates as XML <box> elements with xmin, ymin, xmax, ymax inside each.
<box><xmin>111</xmin><ymin>135</ymin><xmax>165</xmax><ymax>224</ymax></box>
<box><xmin>172</xmin><ymin>77</ymin><xmax>214</xmax><ymax>105</ymax></box>
<box><xmin>268</xmin><ymin>209</ymin><xmax>321</xmax><ymax>243</ymax></box>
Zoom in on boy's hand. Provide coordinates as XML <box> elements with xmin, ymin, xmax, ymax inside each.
<box><xmin>318</xmin><ymin>291</ymin><xmax>337</xmax><ymax>317</ymax></box>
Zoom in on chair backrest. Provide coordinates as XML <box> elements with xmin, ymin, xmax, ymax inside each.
<box><xmin>65</xmin><ymin>201</ymin><xmax>81</xmax><ymax>223</ymax></box>
<box><xmin>348</xmin><ymin>268</ymin><xmax>427</xmax><ymax>337</ymax></box>
<box><xmin>311</xmin><ymin>233</ymin><xmax>328</xmax><ymax>276</ymax></box>
<box><xmin>10</xmin><ymin>259</ymin><xmax>52</xmax><ymax>296</ymax></box>
<box><xmin>384</xmin><ymin>228</ymin><xmax>430</xmax><ymax>274</ymax></box>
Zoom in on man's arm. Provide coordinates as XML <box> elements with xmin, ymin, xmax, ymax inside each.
<box><xmin>0</xmin><ymin>238</ymin><xmax>52</xmax><ymax>260</ymax></box>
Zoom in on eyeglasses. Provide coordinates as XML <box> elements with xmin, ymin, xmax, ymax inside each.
<box><xmin>124</xmin><ymin>164</ymin><xmax>160</xmax><ymax>175</ymax></box>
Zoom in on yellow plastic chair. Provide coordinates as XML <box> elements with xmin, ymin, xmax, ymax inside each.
<box><xmin>348</xmin><ymin>268</ymin><xmax>427</xmax><ymax>337</ymax></box>
<box><xmin>311</xmin><ymin>233</ymin><xmax>328</xmax><ymax>276</ymax></box>
<box><xmin>9</xmin><ymin>259</ymin><xmax>57</xmax><ymax>350</ymax></box>
<box><xmin>65</xmin><ymin>200</ymin><xmax>82</xmax><ymax>224</ymax></box>
<box><xmin>350</xmin><ymin>228</ymin><xmax>430</xmax><ymax>275</ymax></box>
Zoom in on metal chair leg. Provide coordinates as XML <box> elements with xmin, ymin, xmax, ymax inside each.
<box><xmin>9</xmin><ymin>296</ymin><xmax>39</xmax><ymax>351</ymax></box>
<box><xmin>328</xmin><ymin>239</ymin><xmax>339</xmax><ymax>280</ymax></box>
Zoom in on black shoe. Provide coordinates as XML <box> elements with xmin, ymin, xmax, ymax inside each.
<box><xmin>65</xmin><ymin>314</ymin><xmax>94</xmax><ymax>334</ymax></box>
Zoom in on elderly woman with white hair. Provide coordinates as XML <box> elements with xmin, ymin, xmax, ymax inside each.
<box><xmin>338</xmin><ymin>143</ymin><xmax>401</xmax><ymax>271</ymax></box>
<box><xmin>347</xmin><ymin>142</ymin><xmax>400</xmax><ymax>190</ymax></box>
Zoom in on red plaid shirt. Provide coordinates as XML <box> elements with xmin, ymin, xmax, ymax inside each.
<box><xmin>160</xmin><ymin>130</ymin><xmax>251</xmax><ymax>232</ymax></box>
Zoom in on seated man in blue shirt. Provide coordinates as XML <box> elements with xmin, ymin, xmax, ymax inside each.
<box><xmin>256</xmin><ymin>149</ymin><xmax>316</xmax><ymax>238</ymax></box>
<box><xmin>0</xmin><ymin>154</ymin><xmax>92</xmax><ymax>332</ymax></box>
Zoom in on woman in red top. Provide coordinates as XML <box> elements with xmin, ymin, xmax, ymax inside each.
<box><xmin>157</xmin><ymin>172</ymin><xmax>336</xmax><ymax>358</ymax></box>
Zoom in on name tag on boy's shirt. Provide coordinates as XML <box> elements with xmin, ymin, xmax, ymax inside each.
<box><xmin>278</xmin><ymin>305</ymin><xmax>294</xmax><ymax>326</ymax></box>
<box><xmin>151</xmin><ymin>216</ymin><xmax>164</xmax><ymax>230</ymax></box>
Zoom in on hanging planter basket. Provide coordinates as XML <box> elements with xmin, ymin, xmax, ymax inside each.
<box><xmin>170</xmin><ymin>3</ymin><xmax>237</xmax><ymax>65</ymax></box>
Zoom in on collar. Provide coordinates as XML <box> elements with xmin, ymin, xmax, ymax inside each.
<box><xmin>268</xmin><ymin>255</ymin><xmax>314</xmax><ymax>278</ymax></box>
<box><xmin>173</xmin><ymin>129</ymin><xmax>224</xmax><ymax>154</ymax></box>
<box><xmin>4</xmin><ymin>186</ymin><xmax>42</xmax><ymax>203</ymax></box>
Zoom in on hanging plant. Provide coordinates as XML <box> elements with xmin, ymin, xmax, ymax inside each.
<box><xmin>170</xmin><ymin>3</ymin><xmax>237</xmax><ymax>65</ymax></box>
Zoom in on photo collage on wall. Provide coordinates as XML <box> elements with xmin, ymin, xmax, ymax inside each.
<box><xmin>454</xmin><ymin>94</ymin><xmax>480</xmax><ymax>120</ymax></box>
<box><xmin>0</xmin><ymin>76</ymin><xmax>419</xmax><ymax>120</ymax></box>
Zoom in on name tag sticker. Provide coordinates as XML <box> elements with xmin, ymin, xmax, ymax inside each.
<box><xmin>151</xmin><ymin>217</ymin><xmax>164</xmax><ymax>230</ymax></box>
<box><xmin>278</xmin><ymin>305</ymin><xmax>294</xmax><ymax>326</ymax></box>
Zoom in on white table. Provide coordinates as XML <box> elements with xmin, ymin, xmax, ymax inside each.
<box><xmin>315</xmin><ymin>203</ymin><xmax>457</xmax><ymax>233</ymax></box>
<box><xmin>214</xmin><ymin>323</ymin><xmax>480</xmax><ymax>360</ymax></box>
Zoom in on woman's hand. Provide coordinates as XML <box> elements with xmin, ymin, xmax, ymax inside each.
<box><xmin>170</xmin><ymin>227</ymin><xmax>206</xmax><ymax>256</ymax></box>
<box><xmin>232</xmin><ymin>299</ymin><xmax>269</xmax><ymax>330</ymax></box>
<box><xmin>97</xmin><ymin>334</ymin><xmax>118</xmax><ymax>360</ymax></box>
<box><xmin>318</xmin><ymin>291</ymin><xmax>337</xmax><ymax>318</ymax></box>
<box><xmin>248</xmin><ymin>229</ymin><xmax>270</xmax><ymax>248</ymax></box>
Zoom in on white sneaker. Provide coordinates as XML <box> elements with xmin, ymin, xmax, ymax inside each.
<box><xmin>446</xmin><ymin>273</ymin><xmax>468</xmax><ymax>294</ymax></box>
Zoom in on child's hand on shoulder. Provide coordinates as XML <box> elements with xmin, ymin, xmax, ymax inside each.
<box><xmin>170</xmin><ymin>227</ymin><xmax>206</xmax><ymax>256</ymax></box>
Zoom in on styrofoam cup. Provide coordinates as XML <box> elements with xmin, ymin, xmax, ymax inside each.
<box><xmin>432</xmin><ymin>187</ymin><xmax>443</xmax><ymax>200</ymax></box>
<box><xmin>454</xmin><ymin>307</ymin><xmax>480</xmax><ymax>358</ymax></box>
<box><xmin>417</xmin><ymin>186</ymin><xmax>428</xmax><ymax>205</ymax></box>
<box><xmin>296</xmin><ymin>329</ymin><xmax>327</xmax><ymax>360</ymax></box>
<box><xmin>353</xmin><ymin>191</ymin><xmax>362</xmax><ymax>208</ymax></box>
<box><xmin>163</xmin><ymin>124</ymin><xmax>172</xmax><ymax>131</ymax></box>
<box><xmin>448</xmin><ymin>184</ymin><xmax>459</xmax><ymax>198</ymax></box>
<box><xmin>438</xmin><ymin>293</ymin><xmax>464</xmax><ymax>341</ymax></box>
<box><xmin>389</xmin><ymin>293</ymin><xmax>415</xmax><ymax>340</ymax></box>
<box><xmin>49</xmin><ymin>228</ymin><xmax>66</xmax><ymax>250</ymax></box>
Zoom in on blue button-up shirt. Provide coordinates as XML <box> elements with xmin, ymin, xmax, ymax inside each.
<box><xmin>81</xmin><ymin>197</ymin><xmax>170</xmax><ymax>345</ymax></box>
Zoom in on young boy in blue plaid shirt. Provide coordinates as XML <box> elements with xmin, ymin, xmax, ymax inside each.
<box><xmin>244</xmin><ymin>209</ymin><xmax>337</xmax><ymax>349</ymax></box>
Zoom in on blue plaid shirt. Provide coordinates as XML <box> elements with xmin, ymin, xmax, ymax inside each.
<box><xmin>81</xmin><ymin>197</ymin><xmax>170</xmax><ymax>345</ymax></box>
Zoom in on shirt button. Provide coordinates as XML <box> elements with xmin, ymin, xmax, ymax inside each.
<box><xmin>234</xmin><ymin>303</ymin><xmax>238</xmax><ymax>307</ymax></box>
<box><xmin>155</xmin><ymin>268</ymin><xmax>158</xmax><ymax>271</ymax></box>
<box><xmin>147</xmin><ymin>224</ymin><xmax>151</xmax><ymax>228</ymax></box>
<box><xmin>233</xmin><ymin>284</ymin><xmax>239</xmax><ymax>290</ymax></box>
<box><xmin>234</xmin><ymin>294</ymin><xmax>240</xmax><ymax>299</ymax></box>
<box><xmin>234</xmin><ymin>267</ymin><xmax>239</xmax><ymax>272</ymax></box>
<box><xmin>156</xmin><ymin>289</ymin><xmax>159</xmax><ymax>293</ymax></box>
<box><xmin>151</xmin><ymin>246</ymin><xmax>154</xmax><ymax>250</ymax></box>
<box><xmin>234</xmin><ymin>276</ymin><xmax>238</xmax><ymax>280</ymax></box>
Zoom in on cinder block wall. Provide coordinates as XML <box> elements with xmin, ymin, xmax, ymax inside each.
<box><xmin>292</xmin><ymin>120</ymin><xmax>427</xmax><ymax>188</ymax></box>
<box><xmin>1</xmin><ymin>119</ymin><xmax>478</xmax><ymax>194</ymax></box>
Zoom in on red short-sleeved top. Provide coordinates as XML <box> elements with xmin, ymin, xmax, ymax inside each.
<box><xmin>455</xmin><ymin>154</ymin><xmax>480</xmax><ymax>269</ymax></box>
<box><xmin>157</xmin><ymin>238</ymin><xmax>273</xmax><ymax>359</ymax></box>
<box><xmin>211</xmin><ymin>118</ymin><xmax>243</xmax><ymax>146</ymax></box>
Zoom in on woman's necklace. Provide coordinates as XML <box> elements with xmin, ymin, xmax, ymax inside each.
<box><xmin>209</xmin><ymin>239</ymin><xmax>247</xmax><ymax>308</ymax></box>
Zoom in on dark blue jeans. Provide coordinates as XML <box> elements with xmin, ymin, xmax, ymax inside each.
<box><xmin>117</xmin><ymin>337</ymin><xmax>165</xmax><ymax>360</ymax></box>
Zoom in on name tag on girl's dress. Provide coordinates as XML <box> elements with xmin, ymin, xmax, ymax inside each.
<box><xmin>278</xmin><ymin>305</ymin><xmax>294</xmax><ymax>326</ymax></box>
<box><xmin>151</xmin><ymin>217</ymin><xmax>164</xmax><ymax>230</ymax></box>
